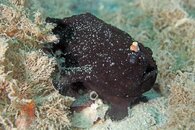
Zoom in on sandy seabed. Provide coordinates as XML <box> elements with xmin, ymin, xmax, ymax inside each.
<box><xmin>0</xmin><ymin>0</ymin><xmax>195</xmax><ymax>130</ymax></box>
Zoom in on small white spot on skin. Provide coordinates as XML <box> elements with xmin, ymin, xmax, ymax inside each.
<box><xmin>83</xmin><ymin>46</ymin><xmax>88</xmax><ymax>51</ymax></box>
<box><xmin>110</xmin><ymin>62</ymin><xmax>115</xmax><ymax>66</ymax></box>
<box><xmin>80</xmin><ymin>42</ymin><xmax>85</xmax><ymax>45</ymax></box>
<box><xmin>119</xmin><ymin>48</ymin><xmax>123</xmax><ymax>51</ymax></box>
<box><xmin>100</xmin><ymin>42</ymin><xmax>104</xmax><ymax>45</ymax></box>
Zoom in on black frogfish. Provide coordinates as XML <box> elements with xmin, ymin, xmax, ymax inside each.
<box><xmin>45</xmin><ymin>13</ymin><xmax>157</xmax><ymax>120</ymax></box>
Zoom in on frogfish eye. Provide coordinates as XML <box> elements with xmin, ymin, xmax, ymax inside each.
<box><xmin>129</xmin><ymin>52</ymin><xmax>139</xmax><ymax>64</ymax></box>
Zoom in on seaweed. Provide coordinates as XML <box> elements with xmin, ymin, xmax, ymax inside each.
<box><xmin>0</xmin><ymin>1</ymin><xmax>71</xmax><ymax>129</ymax></box>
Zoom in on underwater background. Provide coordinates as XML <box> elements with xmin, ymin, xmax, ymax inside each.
<box><xmin>0</xmin><ymin>0</ymin><xmax>195</xmax><ymax>130</ymax></box>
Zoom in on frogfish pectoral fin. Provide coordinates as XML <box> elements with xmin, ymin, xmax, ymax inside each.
<box><xmin>105</xmin><ymin>97</ymin><xmax>129</xmax><ymax>121</ymax></box>
<box><xmin>106</xmin><ymin>103</ymin><xmax>128</xmax><ymax>121</ymax></box>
